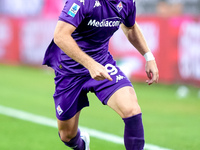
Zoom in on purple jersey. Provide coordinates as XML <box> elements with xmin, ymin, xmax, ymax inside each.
<box><xmin>43</xmin><ymin>0</ymin><xmax>136</xmax><ymax>75</ymax></box>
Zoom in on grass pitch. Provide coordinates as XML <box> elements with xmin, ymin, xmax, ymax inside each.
<box><xmin>0</xmin><ymin>64</ymin><xmax>200</xmax><ymax>150</ymax></box>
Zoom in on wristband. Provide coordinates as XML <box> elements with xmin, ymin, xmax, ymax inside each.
<box><xmin>144</xmin><ymin>52</ymin><xmax>155</xmax><ymax>61</ymax></box>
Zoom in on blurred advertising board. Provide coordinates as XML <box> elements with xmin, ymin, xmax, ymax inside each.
<box><xmin>0</xmin><ymin>15</ymin><xmax>200</xmax><ymax>86</ymax></box>
<box><xmin>110</xmin><ymin>16</ymin><xmax>200</xmax><ymax>86</ymax></box>
<box><xmin>19</xmin><ymin>19</ymin><xmax>56</xmax><ymax>64</ymax></box>
<box><xmin>0</xmin><ymin>17</ymin><xmax>19</xmax><ymax>64</ymax></box>
<box><xmin>178</xmin><ymin>19</ymin><xmax>200</xmax><ymax>85</ymax></box>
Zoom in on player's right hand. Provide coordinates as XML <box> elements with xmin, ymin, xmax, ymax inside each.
<box><xmin>88</xmin><ymin>62</ymin><xmax>113</xmax><ymax>81</ymax></box>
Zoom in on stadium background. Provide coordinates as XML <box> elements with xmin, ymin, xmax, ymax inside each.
<box><xmin>0</xmin><ymin>0</ymin><xmax>200</xmax><ymax>150</ymax></box>
<box><xmin>0</xmin><ymin>0</ymin><xmax>200</xmax><ymax>86</ymax></box>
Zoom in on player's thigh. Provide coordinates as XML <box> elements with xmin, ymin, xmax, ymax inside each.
<box><xmin>57</xmin><ymin>111</ymin><xmax>81</xmax><ymax>141</ymax></box>
<box><xmin>107</xmin><ymin>86</ymin><xmax>141</xmax><ymax>118</ymax></box>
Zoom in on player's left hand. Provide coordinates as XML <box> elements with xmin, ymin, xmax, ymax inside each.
<box><xmin>145</xmin><ymin>60</ymin><xmax>159</xmax><ymax>85</ymax></box>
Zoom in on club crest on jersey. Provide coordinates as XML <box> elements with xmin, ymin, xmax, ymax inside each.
<box><xmin>117</xmin><ymin>2</ymin><xmax>123</xmax><ymax>12</ymax></box>
<box><xmin>68</xmin><ymin>3</ymin><xmax>80</xmax><ymax>17</ymax></box>
<box><xmin>57</xmin><ymin>105</ymin><xmax>63</xmax><ymax>115</ymax></box>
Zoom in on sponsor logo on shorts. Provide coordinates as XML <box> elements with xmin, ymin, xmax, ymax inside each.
<box><xmin>57</xmin><ymin>105</ymin><xmax>63</xmax><ymax>115</ymax></box>
<box><xmin>116</xmin><ymin>75</ymin><xmax>125</xmax><ymax>83</ymax></box>
<box><xmin>68</xmin><ymin>3</ymin><xmax>80</xmax><ymax>17</ymax></box>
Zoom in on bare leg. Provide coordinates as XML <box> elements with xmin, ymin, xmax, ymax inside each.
<box><xmin>58</xmin><ymin>111</ymin><xmax>80</xmax><ymax>142</ymax></box>
<box><xmin>107</xmin><ymin>86</ymin><xmax>141</xmax><ymax>118</ymax></box>
<box><xmin>57</xmin><ymin>111</ymin><xmax>87</xmax><ymax>150</ymax></box>
<box><xmin>107</xmin><ymin>86</ymin><xmax>144</xmax><ymax>150</ymax></box>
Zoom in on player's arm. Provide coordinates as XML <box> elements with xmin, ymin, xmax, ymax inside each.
<box><xmin>54</xmin><ymin>21</ymin><xmax>112</xmax><ymax>81</ymax></box>
<box><xmin>121</xmin><ymin>22</ymin><xmax>159</xmax><ymax>85</ymax></box>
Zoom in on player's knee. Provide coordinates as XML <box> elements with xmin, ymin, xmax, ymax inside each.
<box><xmin>59</xmin><ymin>130</ymin><xmax>75</xmax><ymax>142</ymax></box>
<box><xmin>121</xmin><ymin>104</ymin><xmax>141</xmax><ymax>118</ymax></box>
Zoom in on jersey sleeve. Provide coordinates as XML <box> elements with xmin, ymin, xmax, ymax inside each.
<box><xmin>59</xmin><ymin>0</ymin><xmax>90</xmax><ymax>27</ymax></box>
<box><xmin>123</xmin><ymin>0</ymin><xmax>136</xmax><ymax>27</ymax></box>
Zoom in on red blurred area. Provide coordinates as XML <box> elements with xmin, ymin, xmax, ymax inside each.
<box><xmin>0</xmin><ymin>0</ymin><xmax>200</xmax><ymax>86</ymax></box>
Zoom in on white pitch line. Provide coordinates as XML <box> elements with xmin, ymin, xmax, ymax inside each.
<box><xmin>0</xmin><ymin>105</ymin><xmax>172</xmax><ymax>150</ymax></box>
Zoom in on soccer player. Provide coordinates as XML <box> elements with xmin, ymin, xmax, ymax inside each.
<box><xmin>43</xmin><ymin>0</ymin><xmax>159</xmax><ymax>150</ymax></box>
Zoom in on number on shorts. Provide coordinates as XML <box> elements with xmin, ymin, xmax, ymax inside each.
<box><xmin>105</xmin><ymin>63</ymin><xmax>118</xmax><ymax>75</ymax></box>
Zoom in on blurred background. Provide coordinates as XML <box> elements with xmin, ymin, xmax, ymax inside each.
<box><xmin>0</xmin><ymin>0</ymin><xmax>200</xmax><ymax>87</ymax></box>
<box><xmin>0</xmin><ymin>0</ymin><xmax>200</xmax><ymax>150</ymax></box>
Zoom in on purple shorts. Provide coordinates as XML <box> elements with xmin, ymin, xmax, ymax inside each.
<box><xmin>53</xmin><ymin>60</ymin><xmax>133</xmax><ymax>120</ymax></box>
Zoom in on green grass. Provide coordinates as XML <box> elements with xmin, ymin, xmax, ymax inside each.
<box><xmin>0</xmin><ymin>64</ymin><xmax>200</xmax><ymax>150</ymax></box>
